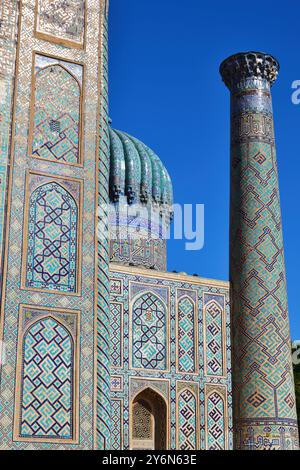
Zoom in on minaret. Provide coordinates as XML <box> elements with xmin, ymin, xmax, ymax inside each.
<box><xmin>220</xmin><ymin>52</ymin><xmax>299</xmax><ymax>450</ymax></box>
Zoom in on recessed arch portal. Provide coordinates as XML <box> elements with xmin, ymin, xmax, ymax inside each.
<box><xmin>131</xmin><ymin>387</ymin><xmax>167</xmax><ymax>450</ymax></box>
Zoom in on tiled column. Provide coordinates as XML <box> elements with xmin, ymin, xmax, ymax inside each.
<box><xmin>220</xmin><ymin>52</ymin><xmax>299</xmax><ymax>450</ymax></box>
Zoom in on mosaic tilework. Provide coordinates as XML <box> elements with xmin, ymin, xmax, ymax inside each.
<box><xmin>25</xmin><ymin>178</ymin><xmax>79</xmax><ymax>293</ymax></box>
<box><xmin>109</xmin><ymin>267</ymin><xmax>232</xmax><ymax>450</ymax></box>
<box><xmin>35</xmin><ymin>0</ymin><xmax>85</xmax><ymax>47</ymax></box>
<box><xmin>207</xmin><ymin>391</ymin><xmax>225</xmax><ymax>450</ymax></box>
<box><xmin>108</xmin><ymin>125</ymin><xmax>173</xmax><ymax>272</ymax></box>
<box><xmin>109</xmin><ymin>129</ymin><xmax>173</xmax><ymax>207</ymax></box>
<box><xmin>110</xmin><ymin>302</ymin><xmax>123</xmax><ymax>368</ymax></box>
<box><xmin>31</xmin><ymin>56</ymin><xmax>82</xmax><ymax>164</ymax></box>
<box><xmin>238</xmin><ymin>420</ymin><xmax>299</xmax><ymax>450</ymax></box>
<box><xmin>109</xmin><ymin>202</ymin><xmax>168</xmax><ymax>271</ymax></box>
<box><xmin>204</xmin><ymin>295</ymin><xmax>224</xmax><ymax>377</ymax></box>
<box><xmin>111</xmin><ymin>399</ymin><xmax>123</xmax><ymax>450</ymax></box>
<box><xmin>178</xmin><ymin>389</ymin><xmax>197</xmax><ymax>450</ymax></box>
<box><xmin>0</xmin><ymin>1</ymin><xmax>19</xmax><ymax>290</ymax></box>
<box><xmin>0</xmin><ymin>0</ymin><xmax>107</xmax><ymax>450</ymax></box>
<box><xmin>220</xmin><ymin>52</ymin><xmax>299</xmax><ymax>449</ymax></box>
<box><xmin>111</xmin><ymin>278</ymin><xmax>123</xmax><ymax>296</ymax></box>
<box><xmin>110</xmin><ymin>236</ymin><xmax>167</xmax><ymax>272</ymax></box>
<box><xmin>132</xmin><ymin>292</ymin><xmax>167</xmax><ymax>370</ymax></box>
<box><xmin>96</xmin><ymin>3</ymin><xmax>111</xmax><ymax>449</ymax></box>
<box><xmin>20</xmin><ymin>317</ymin><xmax>73</xmax><ymax>439</ymax></box>
<box><xmin>177</xmin><ymin>295</ymin><xmax>196</xmax><ymax>374</ymax></box>
<box><xmin>111</xmin><ymin>376</ymin><xmax>123</xmax><ymax>392</ymax></box>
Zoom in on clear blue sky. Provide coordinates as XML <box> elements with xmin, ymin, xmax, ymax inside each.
<box><xmin>108</xmin><ymin>0</ymin><xmax>299</xmax><ymax>339</ymax></box>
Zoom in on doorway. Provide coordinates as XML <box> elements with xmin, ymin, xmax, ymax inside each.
<box><xmin>131</xmin><ymin>388</ymin><xmax>167</xmax><ymax>450</ymax></box>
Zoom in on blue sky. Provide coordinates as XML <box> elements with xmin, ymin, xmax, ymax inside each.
<box><xmin>108</xmin><ymin>0</ymin><xmax>299</xmax><ymax>339</ymax></box>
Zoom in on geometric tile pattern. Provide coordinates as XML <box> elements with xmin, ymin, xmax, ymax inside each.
<box><xmin>110</xmin><ymin>269</ymin><xmax>232</xmax><ymax>450</ymax></box>
<box><xmin>109</xmin><ymin>219</ymin><xmax>167</xmax><ymax>271</ymax></box>
<box><xmin>204</xmin><ymin>299</ymin><xmax>224</xmax><ymax>376</ymax></box>
<box><xmin>0</xmin><ymin>0</ymin><xmax>19</xmax><ymax>294</ymax></box>
<box><xmin>207</xmin><ymin>392</ymin><xmax>225</xmax><ymax>450</ymax></box>
<box><xmin>111</xmin><ymin>400</ymin><xmax>123</xmax><ymax>450</ymax></box>
<box><xmin>26</xmin><ymin>182</ymin><xmax>78</xmax><ymax>293</ymax></box>
<box><xmin>220</xmin><ymin>52</ymin><xmax>299</xmax><ymax>449</ymax></box>
<box><xmin>111</xmin><ymin>376</ymin><xmax>123</xmax><ymax>392</ymax></box>
<box><xmin>20</xmin><ymin>317</ymin><xmax>73</xmax><ymax>439</ymax></box>
<box><xmin>178</xmin><ymin>389</ymin><xmax>197</xmax><ymax>450</ymax></box>
<box><xmin>132</xmin><ymin>292</ymin><xmax>167</xmax><ymax>370</ymax></box>
<box><xmin>32</xmin><ymin>64</ymin><xmax>81</xmax><ymax>164</ymax></box>
<box><xmin>108</xmin><ymin>125</ymin><xmax>173</xmax><ymax>271</ymax></box>
<box><xmin>177</xmin><ymin>297</ymin><xmax>196</xmax><ymax>374</ymax></box>
<box><xmin>35</xmin><ymin>0</ymin><xmax>85</xmax><ymax>47</ymax></box>
<box><xmin>111</xmin><ymin>278</ymin><xmax>123</xmax><ymax>296</ymax></box>
<box><xmin>96</xmin><ymin>6</ymin><xmax>111</xmax><ymax>449</ymax></box>
<box><xmin>110</xmin><ymin>302</ymin><xmax>123</xmax><ymax>368</ymax></box>
<box><xmin>0</xmin><ymin>0</ymin><xmax>107</xmax><ymax>450</ymax></box>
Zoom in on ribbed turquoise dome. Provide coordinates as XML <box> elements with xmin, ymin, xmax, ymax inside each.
<box><xmin>109</xmin><ymin>128</ymin><xmax>173</xmax><ymax>208</ymax></box>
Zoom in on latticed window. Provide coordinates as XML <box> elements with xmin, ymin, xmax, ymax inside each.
<box><xmin>133</xmin><ymin>400</ymin><xmax>153</xmax><ymax>440</ymax></box>
<box><xmin>131</xmin><ymin>389</ymin><xmax>167</xmax><ymax>450</ymax></box>
<box><xmin>20</xmin><ymin>317</ymin><xmax>74</xmax><ymax>439</ymax></box>
<box><xmin>25</xmin><ymin>182</ymin><xmax>78</xmax><ymax>293</ymax></box>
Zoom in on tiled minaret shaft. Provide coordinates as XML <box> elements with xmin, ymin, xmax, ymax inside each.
<box><xmin>220</xmin><ymin>52</ymin><xmax>299</xmax><ymax>450</ymax></box>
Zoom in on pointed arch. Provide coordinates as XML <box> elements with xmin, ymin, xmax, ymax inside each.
<box><xmin>131</xmin><ymin>291</ymin><xmax>168</xmax><ymax>371</ymax></box>
<box><xmin>131</xmin><ymin>387</ymin><xmax>168</xmax><ymax>450</ymax></box>
<box><xmin>177</xmin><ymin>387</ymin><xmax>198</xmax><ymax>450</ymax></box>
<box><xmin>19</xmin><ymin>316</ymin><xmax>74</xmax><ymax>439</ymax></box>
<box><xmin>30</xmin><ymin>63</ymin><xmax>82</xmax><ymax>164</ymax></box>
<box><xmin>177</xmin><ymin>295</ymin><xmax>197</xmax><ymax>374</ymax></box>
<box><xmin>25</xmin><ymin>181</ymin><xmax>78</xmax><ymax>293</ymax></box>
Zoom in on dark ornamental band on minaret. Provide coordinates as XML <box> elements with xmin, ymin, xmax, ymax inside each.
<box><xmin>220</xmin><ymin>51</ymin><xmax>279</xmax><ymax>91</ymax></box>
<box><xmin>220</xmin><ymin>52</ymin><xmax>299</xmax><ymax>450</ymax></box>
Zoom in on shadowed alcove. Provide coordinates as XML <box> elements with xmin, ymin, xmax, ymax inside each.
<box><xmin>131</xmin><ymin>388</ymin><xmax>167</xmax><ymax>450</ymax></box>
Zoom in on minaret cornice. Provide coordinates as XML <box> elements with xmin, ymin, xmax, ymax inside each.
<box><xmin>220</xmin><ymin>51</ymin><xmax>279</xmax><ymax>91</ymax></box>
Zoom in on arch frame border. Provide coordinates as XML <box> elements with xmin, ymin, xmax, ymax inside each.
<box><xmin>111</xmin><ymin>398</ymin><xmax>124</xmax><ymax>450</ymax></box>
<box><xmin>20</xmin><ymin>170</ymin><xmax>83</xmax><ymax>296</ymax></box>
<box><xmin>110</xmin><ymin>301</ymin><xmax>124</xmax><ymax>369</ymax></box>
<box><xmin>129</xmin><ymin>379</ymin><xmax>170</xmax><ymax>451</ymax></box>
<box><xmin>13</xmin><ymin>303</ymin><xmax>81</xmax><ymax>444</ymax></box>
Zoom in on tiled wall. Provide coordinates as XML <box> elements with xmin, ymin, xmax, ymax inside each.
<box><xmin>0</xmin><ymin>0</ymin><xmax>109</xmax><ymax>449</ymax></box>
<box><xmin>109</xmin><ymin>266</ymin><xmax>233</xmax><ymax>450</ymax></box>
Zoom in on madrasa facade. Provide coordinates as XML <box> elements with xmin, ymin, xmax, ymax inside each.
<box><xmin>0</xmin><ymin>1</ymin><xmax>299</xmax><ymax>451</ymax></box>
